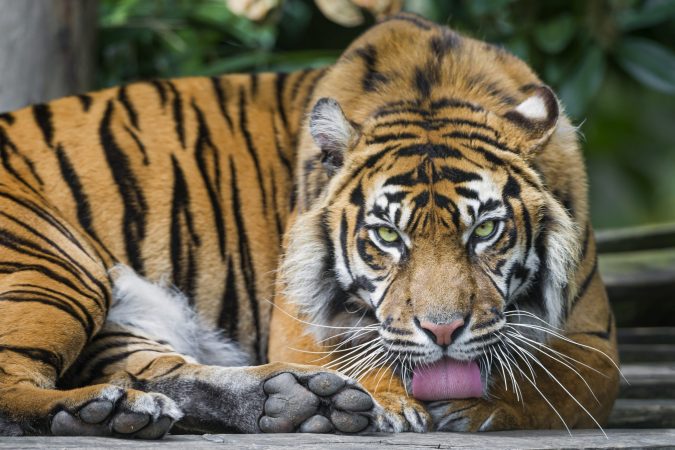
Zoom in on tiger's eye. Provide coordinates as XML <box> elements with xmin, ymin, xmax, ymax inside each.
<box><xmin>474</xmin><ymin>220</ymin><xmax>496</xmax><ymax>238</ymax></box>
<box><xmin>377</xmin><ymin>226</ymin><xmax>400</xmax><ymax>243</ymax></box>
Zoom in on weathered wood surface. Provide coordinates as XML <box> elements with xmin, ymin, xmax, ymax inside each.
<box><xmin>0</xmin><ymin>429</ymin><xmax>674</xmax><ymax>449</ymax></box>
<box><xmin>609</xmin><ymin>400</ymin><xmax>675</xmax><ymax>429</ymax></box>
<box><xmin>618</xmin><ymin>363</ymin><xmax>675</xmax><ymax>399</ymax></box>
<box><xmin>599</xmin><ymin>248</ymin><xmax>675</xmax><ymax>305</ymax></box>
<box><xmin>0</xmin><ymin>0</ymin><xmax>97</xmax><ymax>112</ymax></box>
<box><xmin>596</xmin><ymin>223</ymin><xmax>675</xmax><ymax>253</ymax></box>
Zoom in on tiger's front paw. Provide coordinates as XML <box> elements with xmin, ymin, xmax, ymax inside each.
<box><xmin>370</xmin><ymin>392</ymin><xmax>431</xmax><ymax>433</ymax></box>
<box><xmin>51</xmin><ymin>387</ymin><xmax>183</xmax><ymax>439</ymax></box>
<box><xmin>259</xmin><ymin>372</ymin><xmax>374</xmax><ymax>434</ymax></box>
<box><xmin>429</xmin><ymin>399</ymin><xmax>524</xmax><ymax>432</ymax></box>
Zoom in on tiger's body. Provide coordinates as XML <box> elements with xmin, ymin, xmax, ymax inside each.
<box><xmin>0</xmin><ymin>14</ymin><xmax>618</xmax><ymax>438</ymax></box>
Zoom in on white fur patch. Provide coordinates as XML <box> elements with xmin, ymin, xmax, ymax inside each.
<box><xmin>108</xmin><ymin>265</ymin><xmax>249</xmax><ymax>367</ymax></box>
<box><xmin>515</xmin><ymin>95</ymin><xmax>548</xmax><ymax>120</ymax></box>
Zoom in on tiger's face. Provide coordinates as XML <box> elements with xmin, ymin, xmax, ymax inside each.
<box><xmin>281</xmin><ymin>17</ymin><xmax>581</xmax><ymax>389</ymax></box>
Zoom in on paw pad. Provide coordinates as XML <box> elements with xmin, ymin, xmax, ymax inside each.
<box><xmin>51</xmin><ymin>389</ymin><xmax>182</xmax><ymax>439</ymax></box>
<box><xmin>259</xmin><ymin>371</ymin><xmax>374</xmax><ymax>434</ymax></box>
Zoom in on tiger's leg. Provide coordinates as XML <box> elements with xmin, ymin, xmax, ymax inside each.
<box><xmin>0</xmin><ymin>184</ymin><xmax>180</xmax><ymax>437</ymax></box>
<box><xmin>63</xmin><ymin>268</ymin><xmax>380</xmax><ymax>434</ymax></box>
<box><xmin>268</xmin><ymin>294</ymin><xmax>431</xmax><ymax>433</ymax></box>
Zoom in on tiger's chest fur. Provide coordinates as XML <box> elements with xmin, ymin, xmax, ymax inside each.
<box><xmin>0</xmin><ymin>72</ymin><xmax>323</xmax><ymax>363</ymax></box>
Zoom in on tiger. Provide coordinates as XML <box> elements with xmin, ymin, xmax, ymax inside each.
<box><xmin>0</xmin><ymin>12</ymin><xmax>619</xmax><ymax>438</ymax></box>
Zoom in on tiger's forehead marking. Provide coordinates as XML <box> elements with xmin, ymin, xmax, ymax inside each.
<box><xmin>363</xmin><ymin>160</ymin><xmax>508</xmax><ymax>235</ymax></box>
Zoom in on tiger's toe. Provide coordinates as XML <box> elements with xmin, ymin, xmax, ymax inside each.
<box><xmin>259</xmin><ymin>371</ymin><xmax>374</xmax><ymax>434</ymax></box>
<box><xmin>50</xmin><ymin>388</ymin><xmax>182</xmax><ymax>439</ymax></box>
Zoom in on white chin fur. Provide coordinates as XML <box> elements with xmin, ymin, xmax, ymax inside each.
<box><xmin>108</xmin><ymin>265</ymin><xmax>249</xmax><ymax>367</ymax></box>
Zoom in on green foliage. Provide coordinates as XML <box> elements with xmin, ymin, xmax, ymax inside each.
<box><xmin>96</xmin><ymin>0</ymin><xmax>675</xmax><ymax>229</ymax></box>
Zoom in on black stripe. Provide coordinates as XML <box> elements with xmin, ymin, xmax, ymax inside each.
<box><xmin>229</xmin><ymin>157</ymin><xmax>261</xmax><ymax>362</ymax></box>
<box><xmin>0</xmin><ymin>112</ymin><xmax>15</xmax><ymax>125</ymax></box>
<box><xmin>273</xmin><ymin>120</ymin><xmax>293</xmax><ymax>179</ymax></box>
<box><xmin>275</xmin><ymin>72</ymin><xmax>289</xmax><ymax>131</ymax></box>
<box><xmin>0</xmin><ymin>127</ymin><xmax>45</xmax><ymax>194</ymax></box>
<box><xmin>437</xmin><ymin>167</ymin><xmax>482</xmax><ymax>183</ymax></box>
<box><xmin>572</xmin><ymin>258</ymin><xmax>598</xmax><ymax>309</ymax></box>
<box><xmin>17</xmin><ymin>283</ymin><xmax>97</xmax><ymax>335</ymax></box>
<box><xmin>444</xmin><ymin>131</ymin><xmax>514</xmax><ymax>153</ymax></box>
<box><xmin>192</xmin><ymin>101</ymin><xmax>225</xmax><ymax>258</ymax></box>
<box><xmin>355</xmin><ymin>45</ymin><xmax>388</xmax><ymax>92</ymax></box>
<box><xmin>366</xmin><ymin>132</ymin><xmax>418</xmax><ymax>145</ymax></box>
<box><xmin>117</xmin><ymin>86</ymin><xmax>140</xmax><ymax>129</ymax></box>
<box><xmin>0</xmin><ymin>345</ymin><xmax>63</xmax><ymax>375</ymax></box>
<box><xmin>77</xmin><ymin>95</ymin><xmax>93</xmax><ymax>112</ymax></box>
<box><xmin>99</xmin><ymin>100</ymin><xmax>147</xmax><ymax>274</ymax></box>
<box><xmin>238</xmin><ymin>86</ymin><xmax>267</xmax><ymax>208</ymax></box>
<box><xmin>414</xmin><ymin>67</ymin><xmax>434</xmax><ymax>98</ymax></box>
<box><xmin>166</xmin><ymin>81</ymin><xmax>186</xmax><ymax>148</ymax></box>
<box><xmin>148</xmin><ymin>80</ymin><xmax>168</xmax><ymax>107</ymax></box>
<box><xmin>0</xmin><ymin>191</ymin><xmax>98</xmax><ymax>267</ymax></box>
<box><xmin>32</xmin><ymin>104</ymin><xmax>53</xmax><ymax>147</ymax></box>
<box><xmin>0</xmin><ymin>214</ymin><xmax>105</xmax><ymax>307</ymax></box>
<box><xmin>218</xmin><ymin>256</ymin><xmax>239</xmax><ymax>341</ymax></box>
<box><xmin>0</xmin><ymin>292</ymin><xmax>90</xmax><ymax>335</ymax></box>
<box><xmin>374</xmin><ymin>117</ymin><xmax>496</xmax><ymax>133</ymax></box>
<box><xmin>339</xmin><ymin>210</ymin><xmax>353</xmax><ymax>280</ymax></box>
<box><xmin>290</xmin><ymin>69</ymin><xmax>313</xmax><ymax>100</ymax></box>
<box><xmin>270</xmin><ymin>169</ymin><xmax>284</xmax><ymax>240</ymax></box>
<box><xmin>123</xmin><ymin>125</ymin><xmax>149</xmax><ymax>165</ymax></box>
<box><xmin>84</xmin><ymin>348</ymin><xmax>172</xmax><ymax>384</ymax></box>
<box><xmin>170</xmin><ymin>155</ymin><xmax>200</xmax><ymax>301</ymax></box>
<box><xmin>55</xmin><ymin>144</ymin><xmax>111</xmax><ymax>259</ymax></box>
<box><xmin>250</xmin><ymin>74</ymin><xmax>259</xmax><ymax>97</ymax></box>
<box><xmin>210</xmin><ymin>76</ymin><xmax>234</xmax><ymax>131</ymax></box>
<box><xmin>396</xmin><ymin>143</ymin><xmax>462</xmax><ymax>159</ymax></box>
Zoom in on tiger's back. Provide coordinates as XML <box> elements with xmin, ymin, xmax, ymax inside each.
<box><xmin>0</xmin><ymin>72</ymin><xmax>322</xmax><ymax>362</ymax></box>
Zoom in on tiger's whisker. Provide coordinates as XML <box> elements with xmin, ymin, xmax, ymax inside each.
<box><xmin>505</xmin><ymin>336</ymin><xmax>607</xmax><ymax>438</ymax></box>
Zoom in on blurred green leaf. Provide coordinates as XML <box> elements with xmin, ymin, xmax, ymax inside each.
<box><xmin>614</xmin><ymin>37</ymin><xmax>675</xmax><ymax>94</ymax></box>
<box><xmin>616</xmin><ymin>0</ymin><xmax>675</xmax><ymax>31</ymax></box>
<box><xmin>559</xmin><ymin>47</ymin><xmax>606</xmax><ymax>118</ymax></box>
<box><xmin>534</xmin><ymin>14</ymin><xmax>576</xmax><ymax>54</ymax></box>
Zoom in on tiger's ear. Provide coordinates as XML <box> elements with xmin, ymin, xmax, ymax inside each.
<box><xmin>503</xmin><ymin>85</ymin><xmax>560</xmax><ymax>155</ymax></box>
<box><xmin>310</xmin><ymin>97</ymin><xmax>357</xmax><ymax>174</ymax></box>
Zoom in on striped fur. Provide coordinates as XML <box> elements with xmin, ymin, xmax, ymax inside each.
<box><xmin>271</xmin><ymin>14</ymin><xmax>620</xmax><ymax>432</ymax></box>
<box><xmin>0</xmin><ymin>13</ymin><xmax>618</xmax><ymax>436</ymax></box>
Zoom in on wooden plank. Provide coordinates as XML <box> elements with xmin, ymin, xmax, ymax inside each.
<box><xmin>608</xmin><ymin>399</ymin><xmax>675</xmax><ymax>429</ymax></box>
<box><xmin>619</xmin><ymin>363</ymin><xmax>675</xmax><ymax>399</ymax></box>
<box><xmin>0</xmin><ymin>429</ymin><xmax>674</xmax><ymax>449</ymax></box>
<box><xmin>599</xmin><ymin>247</ymin><xmax>675</xmax><ymax>305</ymax></box>
<box><xmin>596</xmin><ymin>223</ymin><xmax>675</xmax><ymax>253</ymax></box>
<box><xmin>619</xmin><ymin>344</ymin><xmax>675</xmax><ymax>363</ymax></box>
<box><xmin>618</xmin><ymin>327</ymin><xmax>675</xmax><ymax>345</ymax></box>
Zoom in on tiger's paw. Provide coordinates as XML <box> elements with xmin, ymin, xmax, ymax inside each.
<box><xmin>259</xmin><ymin>372</ymin><xmax>374</xmax><ymax>434</ymax></box>
<box><xmin>51</xmin><ymin>387</ymin><xmax>183</xmax><ymax>439</ymax></box>
<box><xmin>429</xmin><ymin>399</ymin><xmax>524</xmax><ymax>432</ymax></box>
<box><xmin>370</xmin><ymin>392</ymin><xmax>431</xmax><ymax>433</ymax></box>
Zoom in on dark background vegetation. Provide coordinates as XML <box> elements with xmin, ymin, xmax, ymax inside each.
<box><xmin>97</xmin><ymin>0</ymin><xmax>675</xmax><ymax>231</ymax></box>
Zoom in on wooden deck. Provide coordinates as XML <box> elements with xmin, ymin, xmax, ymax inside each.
<box><xmin>0</xmin><ymin>429</ymin><xmax>673</xmax><ymax>449</ymax></box>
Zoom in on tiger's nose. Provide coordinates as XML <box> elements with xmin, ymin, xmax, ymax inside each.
<box><xmin>419</xmin><ymin>319</ymin><xmax>465</xmax><ymax>346</ymax></box>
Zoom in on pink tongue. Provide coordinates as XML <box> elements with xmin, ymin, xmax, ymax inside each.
<box><xmin>411</xmin><ymin>358</ymin><xmax>483</xmax><ymax>401</ymax></box>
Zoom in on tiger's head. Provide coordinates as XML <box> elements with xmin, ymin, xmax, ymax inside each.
<box><xmin>281</xmin><ymin>14</ymin><xmax>584</xmax><ymax>393</ymax></box>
